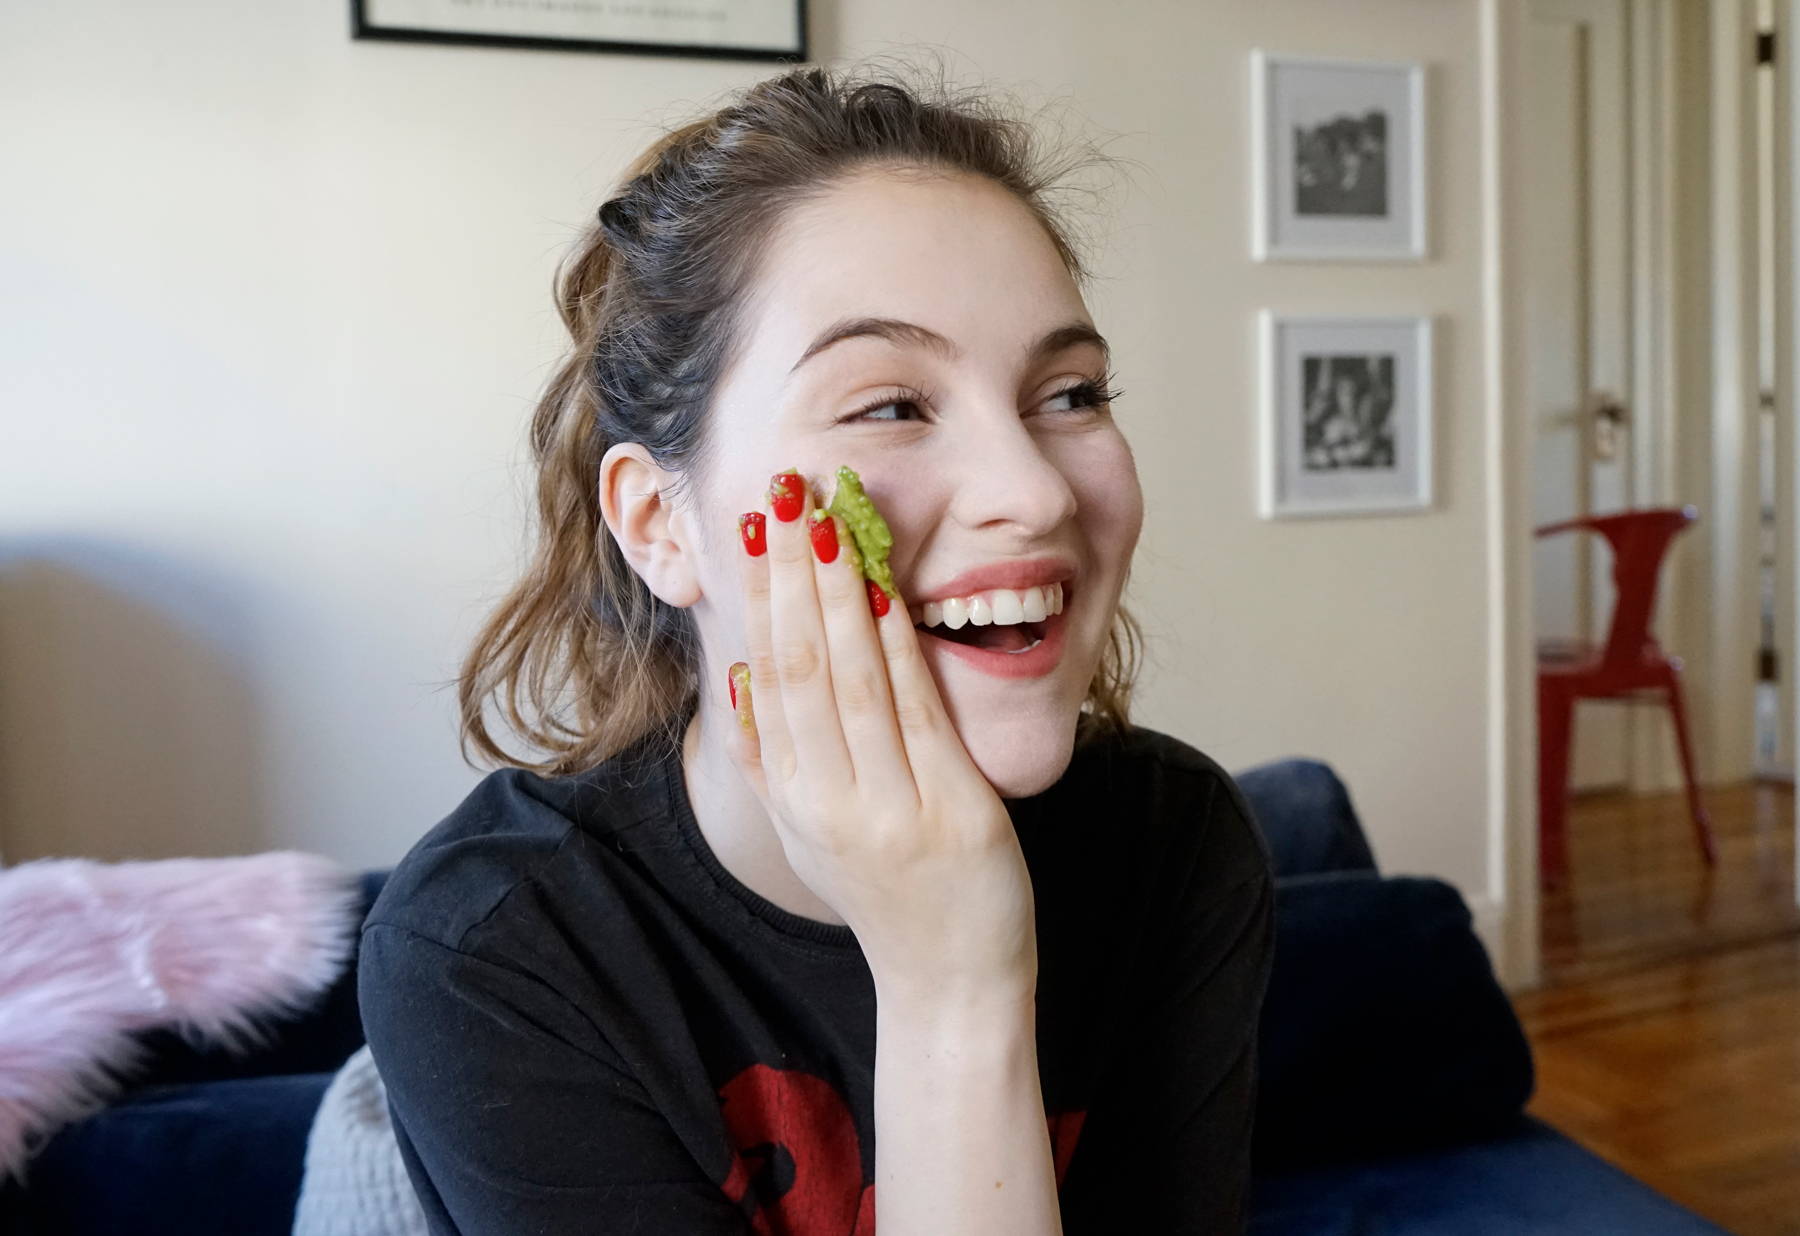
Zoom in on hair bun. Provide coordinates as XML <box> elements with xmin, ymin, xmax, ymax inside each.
<box><xmin>597</xmin><ymin>196</ymin><xmax>637</xmax><ymax>243</ymax></box>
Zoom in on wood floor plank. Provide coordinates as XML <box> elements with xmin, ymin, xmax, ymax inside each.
<box><xmin>1513</xmin><ymin>779</ymin><xmax>1799</xmax><ymax>1236</ymax></box>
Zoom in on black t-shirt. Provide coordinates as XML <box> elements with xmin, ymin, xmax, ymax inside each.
<box><xmin>358</xmin><ymin>717</ymin><xmax>1275</xmax><ymax>1235</ymax></box>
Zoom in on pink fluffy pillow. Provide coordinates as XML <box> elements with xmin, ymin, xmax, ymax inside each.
<box><xmin>0</xmin><ymin>850</ymin><xmax>362</xmax><ymax>1184</ymax></box>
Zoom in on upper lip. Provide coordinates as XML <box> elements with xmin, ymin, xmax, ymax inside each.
<box><xmin>907</xmin><ymin>556</ymin><xmax>1077</xmax><ymax>605</ymax></box>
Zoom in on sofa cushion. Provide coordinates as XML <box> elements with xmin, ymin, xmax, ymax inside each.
<box><xmin>1256</xmin><ymin>871</ymin><xmax>1534</xmax><ymax>1168</ymax></box>
<box><xmin>0</xmin><ymin>1072</ymin><xmax>331</xmax><ymax>1236</ymax></box>
<box><xmin>1232</xmin><ymin>758</ymin><xmax>1380</xmax><ymax>878</ymax></box>
<box><xmin>1252</xmin><ymin>1114</ymin><xmax>1732</xmax><ymax>1235</ymax></box>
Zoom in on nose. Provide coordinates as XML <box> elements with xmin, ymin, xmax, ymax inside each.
<box><xmin>943</xmin><ymin>413</ymin><xmax>1079</xmax><ymax>539</ymax></box>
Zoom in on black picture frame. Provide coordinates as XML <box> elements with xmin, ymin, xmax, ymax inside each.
<box><xmin>350</xmin><ymin>0</ymin><xmax>808</xmax><ymax>64</ymax></box>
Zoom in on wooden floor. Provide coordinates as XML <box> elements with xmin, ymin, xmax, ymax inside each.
<box><xmin>1512</xmin><ymin>779</ymin><xmax>1800</xmax><ymax>1236</ymax></box>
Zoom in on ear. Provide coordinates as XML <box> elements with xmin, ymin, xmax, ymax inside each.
<box><xmin>597</xmin><ymin>443</ymin><xmax>701</xmax><ymax>609</ymax></box>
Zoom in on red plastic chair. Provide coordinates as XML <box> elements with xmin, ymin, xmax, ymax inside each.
<box><xmin>1535</xmin><ymin>506</ymin><xmax>1718</xmax><ymax>888</ymax></box>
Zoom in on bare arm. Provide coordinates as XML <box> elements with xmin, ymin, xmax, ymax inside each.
<box><xmin>872</xmin><ymin>982</ymin><xmax>1062</xmax><ymax>1235</ymax></box>
<box><xmin>723</xmin><ymin>471</ymin><xmax>1062</xmax><ymax>1229</ymax></box>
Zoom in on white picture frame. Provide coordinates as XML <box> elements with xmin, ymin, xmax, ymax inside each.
<box><xmin>1258</xmin><ymin>312</ymin><xmax>1435</xmax><ymax>519</ymax></box>
<box><xmin>1251</xmin><ymin>51</ymin><xmax>1427</xmax><ymax>262</ymax></box>
<box><xmin>352</xmin><ymin>0</ymin><xmax>807</xmax><ymax>61</ymax></box>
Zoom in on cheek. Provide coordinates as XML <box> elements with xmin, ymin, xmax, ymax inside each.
<box><xmin>822</xmin><ymin>450</ymin><xmax>941</xmax><ymax>576</ymax></box>
<box><xmin>685</xmin><ymin>464</ymin><xmax>767</xmax><ymax>637</ymax></box>
<box><xmin>1060</xmin><ymin>430</ymin><xmax>1144</xmax><ymax>551</ymax></box>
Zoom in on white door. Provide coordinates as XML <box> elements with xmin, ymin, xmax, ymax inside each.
<box><xmin>1525</xmin><ymin>0</ymin><xmax>1638</xmax><ymax>793</ymax></box>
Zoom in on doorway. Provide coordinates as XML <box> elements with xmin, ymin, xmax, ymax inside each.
<box><xmin>1521</xmin><ymin>0</ymin><xmax>1799</xmax><ymax>985</ymax></box>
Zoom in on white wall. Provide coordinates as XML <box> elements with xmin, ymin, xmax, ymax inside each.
<box><xmin>1</xmin><ymin>1</ymin><xmax>1511</xmax><ymax>953</ymax></box>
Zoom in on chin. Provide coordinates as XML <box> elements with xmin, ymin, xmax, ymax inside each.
<box><xmin>955</xmin><ymin>709</ymin><xmax>1081</xmax><ymax>799</ymax></box>
<box><xmin>924</xmin><ymin>627</ymin><xmax>1105</xmax><ymax>799</ymax></box>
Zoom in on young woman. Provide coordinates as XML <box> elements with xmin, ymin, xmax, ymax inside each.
<box><xmin>359</xmin><ymin>58</ymin><xmax>1275</xmax><ymax>1236</ymax></box>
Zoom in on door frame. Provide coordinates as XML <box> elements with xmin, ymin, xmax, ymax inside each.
<box><xmin>1779</xmin><ymin>0</ymin><xmax>1800</xmax><ymax>903</ymax></box>
<box><xmin>1706</xmin><ymin>0</ymin><xmax>1767</xmax><ymax>797</ymax></box>
<box><xmin>1625</xmin><ymin>0</ymin><xmax>1681</xmax><ymax>794</ymax></box>
<box><xmin>1484</xmin><ymin>0</ymin><xmax>1545</xmax><ymax>991</ymax></box>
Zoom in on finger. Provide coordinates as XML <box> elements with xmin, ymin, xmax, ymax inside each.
<box><xmin>722</xmin><ymin>660</ymin><xmax>768</xmax><ymax>798</ymax></box>
<box><xmin>738</xmin><ymin>509</ymin><xmax>797</xmax><ymax>788</ymax></box>
<box><xmin>808</xmin><ymin>511</ymin><xmax>915</xmax><ymax>801</ymax></box>
<box><xmin>870</xmin><ymin>576</ymin><xmax>957</xmax><ymax>759</ymax></box>
<box><xmin>763</xmin><ymin>469</ymin><xmax>854</xmax><ymax>789</ymax></box>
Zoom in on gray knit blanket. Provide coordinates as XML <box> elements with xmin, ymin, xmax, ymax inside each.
<box><xmin>291</xmin><ymin>1044</ymin><xmax>428</xmax><ymax>1236</ymax></box>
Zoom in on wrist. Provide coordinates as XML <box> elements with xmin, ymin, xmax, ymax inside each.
<box><xmin>865</xmin><ymin>924</ymin><xmax>1039</xmax><ymax>1012</ymax></box>
<box><xmin>873</xmin><ymin>971</ymin><xmax>1037</xmax><ymax>1029</ymax></box>
<box><xmin>876</xmin><ymin>995</ymin><xmax>1038</xmax><ymax>1087</ymax></box>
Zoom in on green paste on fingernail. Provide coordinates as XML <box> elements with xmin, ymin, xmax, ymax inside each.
<box><xmin>826</xmin><ymin>465</ymin><xmax>897</xmax><ymax>599</ymax></box>
<box><xmin>729</xmin><ymin>662</ymin><xmax>754</xmax><ymax>731</ymax></box>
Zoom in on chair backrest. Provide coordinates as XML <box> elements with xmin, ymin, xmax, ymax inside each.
<box><xmin>1533</xmin><ymin>505</ymin><xmax>1699</xmax><ymax>673</ymax></box>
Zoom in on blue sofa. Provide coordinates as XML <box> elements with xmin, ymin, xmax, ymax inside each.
<box><xmin>1</xmin><ymin>758</ymin><xmax>1730</xmax><ymax>1235</ymax></box>
<box><xmin>1235</xmin><ymin>760</ymin><xmax>1729</xmax><ymax>1235</ymax></box>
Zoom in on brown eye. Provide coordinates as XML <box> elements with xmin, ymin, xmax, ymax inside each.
<box><xmin>1042</xmin><ymin>375</ymin><xmax>1123</xmax><ymax>416</ymax></box>
<box><xmin>840</xmin><ymin>387</ymin><xmax>934</xmax><ymax>424</ymax></box>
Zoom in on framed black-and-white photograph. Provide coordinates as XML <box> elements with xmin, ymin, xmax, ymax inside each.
<box><xmin>1251</xmin><ymin>52</ymin><xmax>1426</xmax><ymax>261</ymax></box>
<box><xmin>351</xmin><ymin>0</ymin><xmax>807</xmax><ymax>63</ymax></box>
<box><xmin>1258</xmin><ymin>313</ymin><xmax>1434</xmax><ymax>518</ymax></box>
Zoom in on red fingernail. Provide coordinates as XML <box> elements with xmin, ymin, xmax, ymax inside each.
<box><xmin>738</xmin><ymin>512</ymin><xmax>766</xmax><ymax>556</ymax></box>
<box><xmin>866</xmin><ymin>578</ymin><xmax>891</xmax><ymax>619</ymax></box>
<box><xmin>769</xmin><ymin>470</ymin><xmax>805</xmax><ymax>522</ymax></box>
<box><xmin>727</xmin><ymin>664</ymin><xmax>739</xmax><ymax>710</ymax></box>
<box><xmin>810</xmin><ymin>512</ymin><xmax>839</xmax><ymax>563</ymax></box>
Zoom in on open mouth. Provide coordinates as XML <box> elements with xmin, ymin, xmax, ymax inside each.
<box><xmin>909</xmin><ymin>582</ymin><xmax>1066</xmax><ymax>656</ymax></box>
<box><xmin>922</xmin><ymin>621</ymin><xmax>1048</xmax><ymax>653</ymax></box>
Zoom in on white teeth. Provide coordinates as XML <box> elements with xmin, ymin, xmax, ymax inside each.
<box><xmin>913</xmin><ymin>584</ymin><xmax>1068</xmax><ymax>631</ymax></box>
<box><xmin>989</xmin><ymin>589</ymin><xmax>1024</xmax><ymax>624</ymax></box>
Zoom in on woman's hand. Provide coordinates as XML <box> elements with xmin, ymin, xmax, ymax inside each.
<box><xmin>727</xmin><ymin>469</ymin><xmax>1038</xmax><ymax>1005</ymax></box>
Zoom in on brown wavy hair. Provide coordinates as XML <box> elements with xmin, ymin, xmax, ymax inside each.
<box><xmin>456</xmin><ymin>54</ymin><xmax>1143</xmax><ymax>776</ymax></box>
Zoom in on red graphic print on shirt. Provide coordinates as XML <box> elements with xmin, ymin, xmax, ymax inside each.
<box><xmin>716</xmin><ymin>1062</ymin><xmax>1085</xmax><ymax>1234</ymax></box>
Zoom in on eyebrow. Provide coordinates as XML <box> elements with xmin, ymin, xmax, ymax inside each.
<box><xmin>786</xmin><ymin>317</ymin><xmax>1111</xmax><ymax>377</ymax></box>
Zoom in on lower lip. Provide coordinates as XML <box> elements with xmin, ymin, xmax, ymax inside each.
<box><xmin>915</xmin><ymin>603</ymin><xmax>1070</xmax><ymax>680</ymax></box>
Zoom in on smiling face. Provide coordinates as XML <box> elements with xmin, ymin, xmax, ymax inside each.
<box><xmin>682</xmin><ymin>166</ymin><xmax>1144</xmax><ymax>797</ymax></box>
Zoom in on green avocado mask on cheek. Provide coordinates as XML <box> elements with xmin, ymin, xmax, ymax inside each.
<box><xmin>816</xmin><ymin>465</ymin><xmax>897</xmax><ymax>599</ymax></box>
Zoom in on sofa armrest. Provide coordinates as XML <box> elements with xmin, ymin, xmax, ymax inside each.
<box><xmin>1256</xmin><ymin>871</ymin><xmax>1535</xmax><ymax>1170</ymax></box>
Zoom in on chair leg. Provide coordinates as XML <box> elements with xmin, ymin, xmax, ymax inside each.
<box><xmin>1663</xmin><ymin>665</ymin><xmax>1719</xmax><ymax>867</ymax></box>
<box><xmin>1538</xmin><ymin>678</ymin><xmax>1575</xmax><ymax>889</ymax></box>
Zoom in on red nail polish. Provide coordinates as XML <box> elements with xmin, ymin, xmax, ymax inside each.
<box><xmin>738</xmin><ymin>512</ymin><xmax>767</xmax><ymax>556</ymax></box>
<box><xmin>728</xmin><ymin>663</ymin><xmax>754</xmax><ymax>730</ymax></box>
<box><xmin>866</xmin><ymin>578</ymin><xmax>891</xmax><ymax>619</ymax></box>
<box><xmin>769</xmin><ymin>470</ymin><xmax>805</xmax><ymax>522</ymax></box>
<box><xmin>810</xmin><ymin>513</ymin><xmax>839</xmax><ymax>563</ymax></box>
